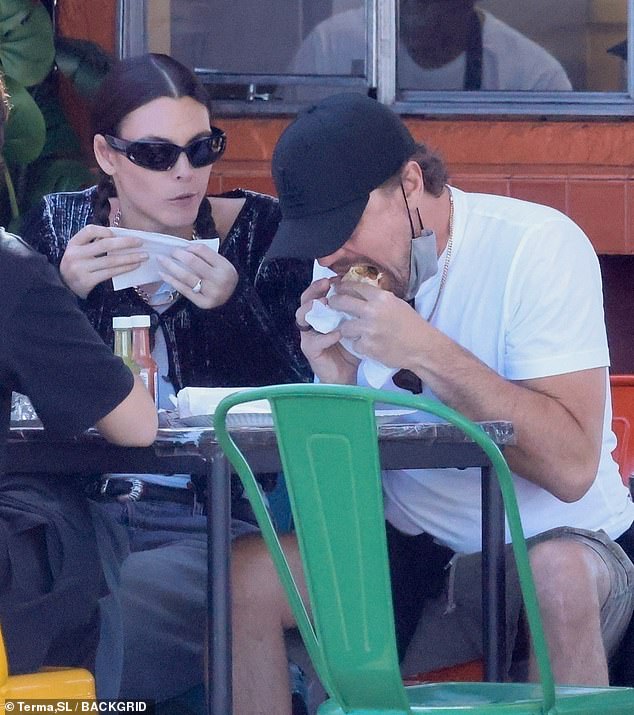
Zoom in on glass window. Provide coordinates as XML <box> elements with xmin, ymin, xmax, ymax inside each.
<box><xmin>395</xmin><ymin>0</ymin><xmax>624</xmax><ymax>92</ymax></box>
<box><xmin>119</xmin><ymin>0</ymin><xmax>633</xmax><ymax>116</ymax></box>
<box><xmin>475</xmin><ymin>0</ymin><xmax>625</xmax><ymax>92</ymax></box>
<box><xmin>392</xmin><ymin>0</ymin><xmax>633</xmax><ymax>115</ymax></box>
<box><xmin>120</xmin><ymin>0</ymin><xmax>373</xmax><ymax>110</ymax></box>
<box><xmin>169</xmin><ymin>0</ymin><xmax>366</xmax><ymax>75</ymax></box>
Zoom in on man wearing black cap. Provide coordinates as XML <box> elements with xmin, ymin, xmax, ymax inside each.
<box><xmin>231</xmin><ymin>93</ymin><xmax>634</xmax><ymax>715</ymax></box>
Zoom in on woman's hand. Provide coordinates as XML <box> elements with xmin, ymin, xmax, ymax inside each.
<box><xmin>157</xmin><ymin>242</ymin><xmax>239</xmax><ymax>310</ymax></box>
<box><xmin>60</xmin><ymin>224</ymin><xmax>147</xmax><ymax>299</ymax></box>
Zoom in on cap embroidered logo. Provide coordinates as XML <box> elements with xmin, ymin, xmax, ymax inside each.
<box><xmin>278</xmin><ymin>168</ymin><xmax>306</xmax><ymax>210</ymax></box>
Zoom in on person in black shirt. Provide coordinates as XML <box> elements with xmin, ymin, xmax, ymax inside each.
<box><xmin>0</xmin><ymin>72</ymin><xmax>157</xmax><ymax>692</ymax></box>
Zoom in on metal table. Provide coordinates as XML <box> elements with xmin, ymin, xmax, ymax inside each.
<box><xmin>8</xmin><ymin>416</ymin><xmax>514</xmax><ymax>715</ymax></box>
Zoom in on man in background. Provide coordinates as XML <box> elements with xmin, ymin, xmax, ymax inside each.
<box><xmin>287</xmin><ymin>0</ymin><xmax>571</xmax><ymax>98</ymax></box>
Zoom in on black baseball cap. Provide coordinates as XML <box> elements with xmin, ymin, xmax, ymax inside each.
<box><xmin>267</xmin><ymin>93</ymin><xmax>417</xmax><ymax>260</ymax></box>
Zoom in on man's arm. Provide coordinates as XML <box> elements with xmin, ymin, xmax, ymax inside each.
<box><xmin>8</xmin><ymin>240</ymin><xmax>158</xmax><ymax>446</ymax></box>
<box><xmin>507</xmin><ymin>370</ymin><xmax>604</xmax><ymax>499</ymax></box>
<box><xmin>331</xmin><ymin>284</ymin><xmax>605</xmax><ymax>502</ymax></box>
<box><xmin>403</xmin><ymin>321</ymin><xmax>604</xmax><ymax>501</ymax></box>
<box><xmin>95</xmin><ymin>375</ymin><xmax>158</xmax><ymax>447</ymax></box>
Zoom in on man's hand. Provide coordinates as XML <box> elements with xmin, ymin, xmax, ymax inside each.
<box><xmin>295</xmin><ymin>277</ymin><xmax>360</xmax><ymax>384</ymax></box>
<box><xmin>327</xmin><ymin>280</ymin><xmax>428</xmax><ymax>369</ymax></box>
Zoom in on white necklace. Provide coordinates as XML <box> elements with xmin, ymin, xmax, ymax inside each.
<box><xmin>426</xmin><ymin>186</ymin><xmax>454</xmax><ymax>323</ymax></box>
<box><xmin>111</xmin><ymin>208</ymin><xmax>197</xmax><ymax>307</ymax></box>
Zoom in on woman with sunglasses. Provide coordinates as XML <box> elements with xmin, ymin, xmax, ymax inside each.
<box><xmin>24</xmin><ymin>53</ymin><xmax>309</xmax><ymax>389</ymax></box>
<box><xmin>21</xmin><ymin>53</ymin><xmax>312</xmax><ymax>705</ymax></box>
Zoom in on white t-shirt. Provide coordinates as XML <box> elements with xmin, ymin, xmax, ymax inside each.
<box><xmin>314</xmin><ymin>188</ymin><xmax>633</xmax><ymax>554</ymax></box>
<box><xmin>288</xmin><ymin>7</ymin><xmax>572</xmax><ymax>97</ymax></box>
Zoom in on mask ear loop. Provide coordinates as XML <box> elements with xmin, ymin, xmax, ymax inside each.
<box><xmin>401</xmin><ymin>182</ymin><xmax>417</xmax><ymax>239</ymax></box>
<box><xmin>401</xmin><ymin>182</ymin><xmax>426</xmax><ymax>237</ymax></box>
<box><xmin>397</xmin><ymin>182</ymin><xmax>427</xmax><ymax>390</ymax></box>
<box><xmin>415</xmin><ymin>207</ymin><xmax>424</xmax><ymax>234</ymax></box>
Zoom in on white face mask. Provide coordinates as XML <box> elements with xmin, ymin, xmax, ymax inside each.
<box><xmin>406</xmin><ymin>228</ymin><xmax>438</xmax><ymax>301</ymax></box>
<box><xmin>401</xmin><ymin>183</ymin><xmax>439</xmax><ymax>301</ymax></box>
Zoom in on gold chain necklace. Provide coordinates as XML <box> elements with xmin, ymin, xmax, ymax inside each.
<box><xmin>426</xmin><ymin>185</ymin><xmax>454</xmax><ymax>323</ymax></box>
<box><xmin>111</xmin><ymin>208</ymin><xmax>197</xmax><ymax>307</ymax></box>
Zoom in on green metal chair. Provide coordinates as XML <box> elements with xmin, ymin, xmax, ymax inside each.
<box><xmin>213</xmin><ymin>383</ymin><xmax>634</xmax><ymax>714</ymax></box>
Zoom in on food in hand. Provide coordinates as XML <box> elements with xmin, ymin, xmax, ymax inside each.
<box><xmin>341</xmin><ymin>264</ymin><xmax>384</xmax><ymax>288</ymax></box>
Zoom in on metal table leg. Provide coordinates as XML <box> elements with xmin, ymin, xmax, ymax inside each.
<box><xmin>207</xmin><ymin>448</ymin><xmax>232</xmax><ymax>715</ymax></box>
<box><xmin>481</xmin><ymin>463</ymin><xmax>506</xmax><ymax>682</ymax></box>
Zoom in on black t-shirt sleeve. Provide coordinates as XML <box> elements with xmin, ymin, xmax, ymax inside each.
<box><xmin>6</xmin><ymin>254</ymin><xmax>134</xmax><ymax>437</ymax></box>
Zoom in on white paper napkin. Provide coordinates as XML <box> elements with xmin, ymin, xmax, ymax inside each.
<box><xmin>305</xmin><ymin>296</ymin><xmax>397</xmax><ymax>388</ymax></box>
<box><xmin>110</xmin><ymin>227</ymin><xmax>220</xmax><ymax>290</ymax></box>
<box><xmin>177</xmin><ymin>387</ymin><xmax>270</xmax><ymax>418</ymax></box>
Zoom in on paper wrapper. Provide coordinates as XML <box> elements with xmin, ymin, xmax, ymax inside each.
<box><xmin>176</xmin><ymin>387</ymin><xmax>270</xmax><ymax>418</ymax></box>
<box><xmin>110</xmin><ymin>227</ymin><xmax>220</xmax><ymax>290</ymax></box>
<box><xmin>305</xmin><ymin>299</ymin><xmax>397</xmax><ymax>388</ymax></box>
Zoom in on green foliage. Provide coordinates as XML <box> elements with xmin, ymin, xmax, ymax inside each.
<box><xmin>0</xmin><ymin>0</ymin><xmax>113</xmax><ymax>229</ymax></box>
<box><xmin>3</xmin><ymin>75</ymin><xmax>46</xmax><ymax>164</ymax></box>
<box><xmin>55</xmin><ymin>36</ymin><xmax>114</xmax><ymax>100</ymax></box>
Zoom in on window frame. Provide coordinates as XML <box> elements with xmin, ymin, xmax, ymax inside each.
<box><xmin>118</xmin><ymin>0</ymin><xmax>634</xmax><ymax>118</ymax></box>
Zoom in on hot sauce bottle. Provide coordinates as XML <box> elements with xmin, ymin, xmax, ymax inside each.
<box><xmin>130</xmin><ymin>315</ymin><xmax>159</xmax><ymax>405</ymax></box>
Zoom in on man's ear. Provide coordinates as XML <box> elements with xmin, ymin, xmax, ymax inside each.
<box><xmin>401</xmin><ymin>159</ymin><xmax>424</xmax><ymax>201</ymax></box>
<box><xmin>94</xmin><ymin>134</ymin><xmax>116</xmax><ymax>175</ymax></box>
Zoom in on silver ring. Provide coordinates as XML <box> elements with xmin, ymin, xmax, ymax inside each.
<box><xmin>191</xmin><ymin>278</ymin><xmax>203</xmax><ymax>294</ymax></box>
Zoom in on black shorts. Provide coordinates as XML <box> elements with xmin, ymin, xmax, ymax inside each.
<box><xmin>386</xmin><ymin>521</ymin><xmax>454</xmax><ymax>659</ymax></box>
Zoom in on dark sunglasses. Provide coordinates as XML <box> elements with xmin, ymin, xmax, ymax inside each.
<box><xmin>104</xmin><ymin>127</ymin><xmax>226</xmax><ymax>171</ymax></box>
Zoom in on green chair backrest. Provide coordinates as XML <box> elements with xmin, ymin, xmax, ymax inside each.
<box><xmin>213</xmin><ymin>384</ymin><xmax>556</xmax><ymax>714</ymax></box>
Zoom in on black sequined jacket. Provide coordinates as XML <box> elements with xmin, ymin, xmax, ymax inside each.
<box><xmin>21</xmin><ymin>187</ymin><xmax>313</xmax><ymax>390</ymax></box>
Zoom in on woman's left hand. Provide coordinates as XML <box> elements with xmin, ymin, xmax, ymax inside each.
<box><xmin>157</xmin><ymin>242</ymin><xmax>238</xmax><ymax>309</ymax></box>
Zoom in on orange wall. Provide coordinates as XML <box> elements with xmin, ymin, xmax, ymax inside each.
<box><xmin>57</xmin><ymin>0</ymin><xmax>117</xmax><ymax>159</ymax></box>
<box><xmin>212</xmin><ymin>117</ymin><xmax>634</xmax><ymax>255</ymax></box>
<box><xmin>57</xmin><ymin>0</ymin><xmax>117</xmax><ymax>52</ymax></box>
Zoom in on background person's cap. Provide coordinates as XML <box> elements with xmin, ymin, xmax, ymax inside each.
<box><xmin>267</xmin><ymin>93</ymin><xmax>417</xmax><ymax>260</ymax></box>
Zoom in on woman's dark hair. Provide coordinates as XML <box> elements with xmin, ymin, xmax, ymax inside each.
<box><xmin>384</xmin><ymin>142</ymin><xmax>449</xmax><ymax>197</ymax></box>
<box><xmin>91</xmin><ymin>53</ymin><xmax>217</xmax><ymax>237</ymax></box>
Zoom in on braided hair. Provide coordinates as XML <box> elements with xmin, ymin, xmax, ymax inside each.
<box><xmin>90</xmin><ymin>53</ymin><xmax>218</xmax><ymax>238</ymax></box>
<box><xmin>92</xmin><ymin>175</ymin><xmax>117</xmax><ymax>227</ymax></box>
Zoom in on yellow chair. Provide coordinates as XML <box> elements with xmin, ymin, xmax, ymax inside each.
<box><xmin>0</xmin><ymin>624</ymin><xmax>95</xmax><ymax>705</ymax></box>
